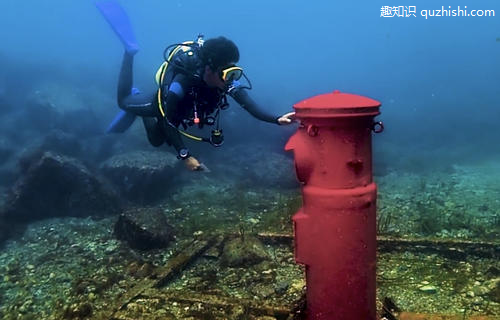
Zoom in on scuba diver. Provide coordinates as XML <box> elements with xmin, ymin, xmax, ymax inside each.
<box><xmin>96</xmin><ymin>1</ymin><xmax>295</xmax><ymax>171</ymax></box>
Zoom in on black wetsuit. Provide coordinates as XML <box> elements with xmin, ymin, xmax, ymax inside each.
<box><xmin>117</xmin><ymin>52</ymin><xmax>279</xmax><ymax>155</ymax></box>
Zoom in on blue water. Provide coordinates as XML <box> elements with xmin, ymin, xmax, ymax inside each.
<box><xmin>1</xmin><ymin>1</ymin><xmax>498</xmax><ymax>167</ymax></box>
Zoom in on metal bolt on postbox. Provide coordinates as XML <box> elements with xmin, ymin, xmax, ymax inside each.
<box><xmin>285</xmin><ymin>90</ymin><xmax>383</xmax><ymax>320</ymax></box>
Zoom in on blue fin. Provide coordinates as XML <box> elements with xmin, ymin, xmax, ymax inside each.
<box><xmin>95</xmin><ymin>0</ymin><xmax>139</xmax><ymax>54</ymax></box>
<box><xmin>106</xmin><ymin>110</ymin><xmax>137</xmax><ymax>133</ymax></box>
<box><xmin>130</xmin><ymin>87</ymin><xmax>140</xmax><ymax>95</ymax></box>
<box><xmin>106</xmin><ymin>87</ymin><xmax>140</xmax><ymax>133</ymax></box>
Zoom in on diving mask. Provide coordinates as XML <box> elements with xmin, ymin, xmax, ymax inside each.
<box><xmin>220</xmin><ymin>65</ymin><xmax>252</xmax><ymax>93</ymax></box>
<box><xmin>220</xmin><ymin>66</ymin><xmax>243</xmax><ymax>83</ymax></box>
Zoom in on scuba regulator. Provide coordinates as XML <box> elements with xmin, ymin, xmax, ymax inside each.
<box><xmin>210</xmin><ymin>129</ymin><xmax>224</xmax><ymax>147</ymax></box>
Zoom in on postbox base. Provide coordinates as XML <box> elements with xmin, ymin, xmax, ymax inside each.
<box><xmin>293</xmin><ymin>184</ymin><xmax>377</xmax><ymax>320</ymax></box>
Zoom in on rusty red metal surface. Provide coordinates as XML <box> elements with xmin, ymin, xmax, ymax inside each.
<box><xmin>286</xmin><ymin>90</ymin><xmax>381</xmax><ymax>319</ymax></box>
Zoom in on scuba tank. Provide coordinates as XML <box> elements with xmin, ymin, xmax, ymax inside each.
<box><xmin>155</xmin><ymin>34</ymin><xmax>226</xmax><ymax>147</ymax></box>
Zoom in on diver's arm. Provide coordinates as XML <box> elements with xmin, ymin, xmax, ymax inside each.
<box><xmin>229</xmin><ymin>88</ymin><xmax>280</xmax><ymax>124</ymax></box>
<box><xmin>161</xmin><ymin>75</ymin><xmax>202</xmax><ymax>170</ymax></box>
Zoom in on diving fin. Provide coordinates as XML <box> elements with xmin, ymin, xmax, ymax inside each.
<box><xmin>95</xmin><ymin>0</ymin><xmax>139</xmax><ymax>54</ymax></box>
<box><xmin>106</xmin><ymin>110</ymin><xmax>136</xmax><ymax>133</ymax></box>
<box><xmin>106</xmin><ymin>87</ymin><xmax>140</xmax><ymax>133</ymax></box>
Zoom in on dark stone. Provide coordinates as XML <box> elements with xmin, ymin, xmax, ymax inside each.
<box><xmin>491</xmin><ymin>279</ymin><xmax>500</xmax><ymax>303</ymax></box>
<box><xmin>114</xmin><ymin>207</ymin><xmax>175</xmax><ymax>250</ymax></box>
<box><xmin>0</xmin><ymin>206</ymin><xmax>24</xmax><ymax>247</ymax></box>
<box><xmin>220</xmin><ymin>235</ymin><xmax>270</xmax><ymax>267</ymax></box>
<box><xmin>135</xmin><ymin>262</ymin><xmax>155</xmax><ymax>278</ymax></box>
<box><xmin>0</xmin><ymin>167</ymin><xmax>17</xmax><ymax>188</ymax></box>
<box><xmin>89</xmin><ymin>135</ymin><xmax>120</xmax><ymax>163</ymax></box>
<box><xmin>0</xmin><ymin>137</ymin><xmax>13</xmax><ymax>166</ymax></box>
<box><xmin>486</xmin><ymin>266</ymin><xmax>500</xmax><ymax>278</ymax></box>
<box><xmin>64</xmin><ymin>302</ymin><xmax>93</xmax><ymax>318</ymax></box>
<box><xmin>211</xmin><ymin>144</ymin><xmax>298</xmax><ymax>188</ymax></box>
<box><xmin>0</xmin><ymin>218</ymin><xmax>10</xmax><ymax>245</ymax></box>
<box><xmin>100</xmin><ymin>151</ymin><xmax>178</xmax><ymax>203</ymax></box>
<box><xmin>58</xmin><ymin>108</ymin><xmax>103</xmax><ymax>138</ymax></box>
<box><xmin>39</xmin><ymin>130</ymin><xmax>82</xmax><ymax>158</ymax></box>
<box><xmin>17</xmin><ymin>148</ymin><xmax>47</xmax><ymax>174</ymax></box>
<box><xmin>250</xmin><ymin>283</ymin><xmax>276</xmax><ymax>299</ymax></box>
<box><xmin>275</xmin><ymin>281</ymin><xmax>290</xmax><ymax>295</ymax></box>
<box><xmin>22</xmin><ymin>99</ymin><xmax>60</xmax><ymax>133</ymax></box>
<box><xmin>3</xmin><ymin>151</ymin><xmax>121</xmax><ymax>222</ymax></box>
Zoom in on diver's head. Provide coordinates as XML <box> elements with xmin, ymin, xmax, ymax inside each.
<box><xmin>200</xmin><ymin>36</ymin><xmax>240</xmax><ymax>89</ymax></box>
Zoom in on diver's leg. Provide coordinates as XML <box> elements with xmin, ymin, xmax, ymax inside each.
<box><xmin>116</xmin><ymin>53</ymin><xmax>159</xmax><ymax>117</ymax></box>
<box><xmin>106</xmin><ymin>53</ymin><xmax>140</xmax><ymax>133</ymax></box>
<box><xmin>142</xmin><ymin>117</ymin><xmax>165</xmax><ymax>147</ymax></box>
<box><xmin>117</xmin><ymin>52</ymin><xmax>134</xmax><ymax>106</ymax></box>
<box><xmin>120</xmin><ymin>92</ymin><xmax>159</xmax><ymax>117</ymax></box>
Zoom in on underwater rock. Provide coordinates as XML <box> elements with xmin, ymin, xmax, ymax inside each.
<box><xmin>213</xmin><ymin>144</ymin><xmax>298</xmax><ymax>188</ymax></box>
<box><xmin>418</xmin><ymin>285</ymin><xmax>438</xmax><ymax>294</ymax></box>
<box><xmin>275</xmin><ymin>281</ymin><xmax>290</xmax><ymax>295</ymax></box>
<box><xmin>2</xmin><ymin>151</ymin><xmax>121</xmax><ymax>222</ymax></box>
<box><xmin>472</xmin><ymin>284</ymin><xmax>489</xmax><ymax>296</ymax></box>
<box><xmin>486</xmin><ymin>266</ymin><xmax>500</xmax><ymax>277</ymax></box>
<box><xmin>0</xmin><ymin>170</ymin><xmax>17</xmax><ymax>189</ymax></box>
<box><xmin>220</xmin><ymin>235</ymin><xmax>270</xmax><ymax>267</ymax></box>
<box><xmin>0</xmin><ymin>137</ymin><xmax>18</xmax><ymax>187</ymax></box>
<box><xmin>63</xmin><ymin>302</ymin><xmax>93</xmax><ymax>318</ymax></box>
<box><xmin>0</xmin><ymin>218</ymin><xmax>12</xmax><ymax>245</ymax></box>
<box><xmin>39</xmin><ymin>129</ymin><xmax>83</xmax><ymax>158</ymax></box>
<box><xmin>114</xmin><ymin>207</ymin><xmax>175</xmax><ymax>250</ymax></box>
<box><xmin>0</xmin><ymin>137</ymin><xmax>13</xmax><ymax>166</ymax></box>
<box><xmin>58</xmin><ymin>108</ymin><xmax>103</xmax><ymax>138</ymax></box>
<box><xmin>100</xmin><ymin>150</ymin><xmax>178</xmax><ymax>203</ymax></box>
<box><xmin>486</xmin><ymin>278</ymin><xmax>500</xmax><ymax>302</ymax></box>
<box><xmin>22</xmin><ymin>95</ymin><xmax>61</xmax><ymax>133</ymax></box>
<box><xmin>135</xmin><ymin>262</ymin><xmax>155</xmax><ymax>278</ymax></box>
<box><xmin>250</xmin><ymin>282</ymin><xmax>276</xmax><ymax>299</ymax></box>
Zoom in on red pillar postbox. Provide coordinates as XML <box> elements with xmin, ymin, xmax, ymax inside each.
<box><xmin>285</xmin><ymin>90</ymin><xmax>382</xmax><ymax>320</ymax></box>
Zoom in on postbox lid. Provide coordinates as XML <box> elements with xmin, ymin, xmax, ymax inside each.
<box><xmin>293</xmin><ymin>90</ymin><xmax>381</xmax><ymax>118</ymax></box>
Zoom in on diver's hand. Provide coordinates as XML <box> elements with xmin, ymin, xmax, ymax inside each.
<box><xmin>277</xmin><ymin>112</ymin><xmax>296</xmax><ymax>125</ymax></box>
<box><xmin>184</xmin><ymin>156</ymin><xmax>201</xmax><ymax>171</ymax></box>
